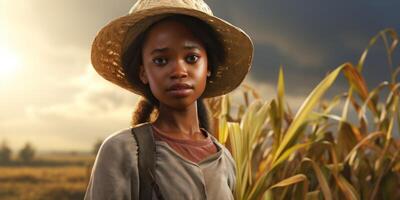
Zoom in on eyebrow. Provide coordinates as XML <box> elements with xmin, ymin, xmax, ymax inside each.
<box><xmin>150</xmin><ymin>48</ymin><xmax>168</xmax><ymax>55</ymax></box>
<box><xmin>150</xmin><ymin>44</ymin><xmax>201</xmax><ymax>55</ymax></box>
<box><xmin>184</xmin><ymin>44</ymin><xmax>201</xmax><ymax>50</ymax></box>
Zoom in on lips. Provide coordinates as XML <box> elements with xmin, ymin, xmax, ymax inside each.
<box><xmin>167</xmin><ymin>83</ymin><xmax>193</xmax><ymax>91</ymax></box>
<box><xmin>167</xmin><ymin>83</ymin><xmax>194</xmax><ymax>97</ymax></box>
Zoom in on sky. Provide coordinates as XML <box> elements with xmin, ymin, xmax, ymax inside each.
<box><xmin>1</xmin><ymin>0</ymin><xmax>400</xmax><ymax>153</ymax></box>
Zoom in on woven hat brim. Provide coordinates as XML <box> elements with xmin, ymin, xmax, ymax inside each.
<box><xmin>91</xmin><ymin>7</ymin><xmax>254</xmax><ymax>98</ymax></box>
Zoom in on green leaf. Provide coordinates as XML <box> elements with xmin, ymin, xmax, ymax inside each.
<box><xmin>274</xmin><ymin>63</ymin><xmax>352</xmax><ymax>162</ymax></box>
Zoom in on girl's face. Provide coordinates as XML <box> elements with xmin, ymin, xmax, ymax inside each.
<box><xmin>139</xmin><ymin>19</ymin><xmax>209</xmax><ymax>110</ymax></box>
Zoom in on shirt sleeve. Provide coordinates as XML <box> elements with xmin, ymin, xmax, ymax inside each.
<box><xmin>84</xmin><ymin>132</ymin><xmax>140</xmax><ymax>200</ymax></box>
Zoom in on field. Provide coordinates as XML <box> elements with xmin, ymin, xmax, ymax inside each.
<box><xmin>1</xmin><ymin>28</ymin><xmax>399</xmax><ymax>200</ymax></box>
<box><xmin>0</xmin><ymin>154</ymin><xmax>95</xmax><ymax>200</ymax></box>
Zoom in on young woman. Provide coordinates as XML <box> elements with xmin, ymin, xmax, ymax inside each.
<box><xmin>84</xmin><ymin>0</ymin><xmax>253</xmax><ymax>199</ymax></box>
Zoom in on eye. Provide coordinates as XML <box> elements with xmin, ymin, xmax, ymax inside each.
<box><xmin>152</xmin><ymin>57</ymin><xmax>168</xmax><ymax>66</ymax></box>
<box><xmin>186</xmin><ymin>55</ymin><xmax>199</xmax><ymax>64</ymax></box>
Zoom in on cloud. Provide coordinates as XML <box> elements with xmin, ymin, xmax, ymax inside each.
<box><xmin>1</xmin><ymin>64</ymin><xmax>139</xmax><ymax>152</ymax></box>
<box><xmin>209</xmin><ymin>0</ymin><xmax>400</xmax><ymax>100</ymax></box>
<box><xmin>25</xmin><ymin>64</ymin><xmax>139</xmax><ymax>123</ymax></box>
<box><xmin>229</xmin><ymin>74</ymin><xmax>310</xmax><ymax>112</ymax></box>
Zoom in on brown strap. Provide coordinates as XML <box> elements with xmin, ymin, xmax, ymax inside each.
<box><xmin>131</xmin><ymin>123</ymin><xmax>164</xmax><ymax>200</ymax></box>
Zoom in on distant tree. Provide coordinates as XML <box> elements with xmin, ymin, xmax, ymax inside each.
<box><xmin>0</xmin><ymin>140</ymin><xmax>12</xmax><ymax>164</ymax></box>
<box><xmin>92</xmin><ymin>139</ymin><xmax>103</xmax><ymax>155</ymax></box>
<box><xmin>18</xmin><ymin>142</ymin><xmax>35</xmax><ymax>163</ymax></box>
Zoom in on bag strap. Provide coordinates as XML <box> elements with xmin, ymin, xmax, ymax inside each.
<box><xmin>131</xmin><ymin>123</ymin><xmax>164</xmax><ymax>200</ymax></box>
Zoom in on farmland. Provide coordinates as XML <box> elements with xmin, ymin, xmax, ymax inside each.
<box><xmin>0</xmin><ymin>154</ymin><xmax>94</xmax><ymax>200</ymax></box>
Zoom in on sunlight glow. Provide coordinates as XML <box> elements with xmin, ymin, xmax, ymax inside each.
<box><xmin>0</xmin><ymin>47</ymin><xmax>20</xmax><ymax>80</ymax></box>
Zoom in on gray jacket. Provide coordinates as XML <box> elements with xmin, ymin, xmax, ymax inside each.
<box><xmin>84</xmin><ymin>123</ymin><xmax>236</xmax><ymax>200</ymax></box>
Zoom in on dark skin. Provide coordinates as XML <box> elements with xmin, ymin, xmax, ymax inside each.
<box><xmin>139</xmin><ymin>19</ymin><xmax>209</xmax><ymax>141</ymax></box>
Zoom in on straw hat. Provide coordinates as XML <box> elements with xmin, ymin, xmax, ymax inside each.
<box><xmin>91</xmin><ymin>0</ymin><xmax>253</xmax><ymax>98</ymax></box>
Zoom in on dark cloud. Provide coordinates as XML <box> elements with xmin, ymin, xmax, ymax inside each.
<box><xmin>208</xmin><ymin>0</ymin><xmax>400</xmax><ymax>96</ymax></box>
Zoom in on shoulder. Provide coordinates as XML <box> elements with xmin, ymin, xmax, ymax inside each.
<box><xmin>99</xmin><ymin>127</ymin><xmax>136</xmax><ymax>153</ymax></box>
<box><xmin>85</xmin><ymin>127</ymin><xmax>140</xmax><ymax>200</ymax></box>
<box><xmin>94</xmin><ymin>127</ymin><xmax>139</xmax><ymax>168</ymax></box>
<box><xmin>221</xmin><ymin>145</ymin><xmax>235</xmax><ymax>165</ymax></box>
<box><xmin>208</xmin><ymin>134</ymin><xmax>236</xmax><ymax>170</ymax></box>
<box><xmin>208</xmin><ymin>137</ymin><xmax>237</xmax><ymax>190</ymax></box>
<box><xmin>96</xmin><ymin>122</ymin><xmax>152</xmax><ymax>161</ymax></box>
<box><xmin>220</xmin><ymin>144</ymin><xmax>236</xmax><ymax>173</ymax></box>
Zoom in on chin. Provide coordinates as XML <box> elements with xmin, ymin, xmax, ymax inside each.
<box><xmin>162</xmin><ymin>98</ymin><xmax>198</xmax><ymax>110</ymax></box>
<box><xmin>155</xmin><ymin>90</ymin><xmax>203</xmax><ymax>110</ymax></box>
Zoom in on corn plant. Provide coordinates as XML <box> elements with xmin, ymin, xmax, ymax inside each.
<box><xmin>207</xmin><ymin>28</ymin><xmax>400</xmax><ymax>199</ymax></box>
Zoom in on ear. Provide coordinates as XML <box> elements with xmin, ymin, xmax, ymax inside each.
<box><xmin>139</xmin><ymin>65</ymin><xmax>148</xmax><ymax>84</ymax></box>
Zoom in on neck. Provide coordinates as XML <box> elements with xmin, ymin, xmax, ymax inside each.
<box><xmin>153</xmin><ymin>101</ymin><xmax>201</xmax><ymax>136</ymax></box>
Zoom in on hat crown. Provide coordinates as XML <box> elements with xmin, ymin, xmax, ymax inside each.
<box><xmin>129</xmin><ymin>0</ymin><xmax>213</xmax><ymax>15</ymax></box>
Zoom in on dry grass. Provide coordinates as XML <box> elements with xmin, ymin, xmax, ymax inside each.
<box><xmin>0</xmin><ymin>156</ymin><xmax>94</xmax><ymax>200</ymax></box>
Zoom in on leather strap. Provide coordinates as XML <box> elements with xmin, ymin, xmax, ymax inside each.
<box><xmin>131</xmin><ymin>123</ymin><xmax>164</xmax><ymax>200</ymax></box>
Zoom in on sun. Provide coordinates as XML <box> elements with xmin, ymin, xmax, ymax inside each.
<box><xmin>0</xmin><ymin>47</ymin><xmax>20</xmax><ymax>80</ymax></box>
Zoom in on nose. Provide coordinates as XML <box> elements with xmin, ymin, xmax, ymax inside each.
<box><xmin>170</xmin><ymin>60</ymin><xmax>188</xmax><ymax>79</ymax></box>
